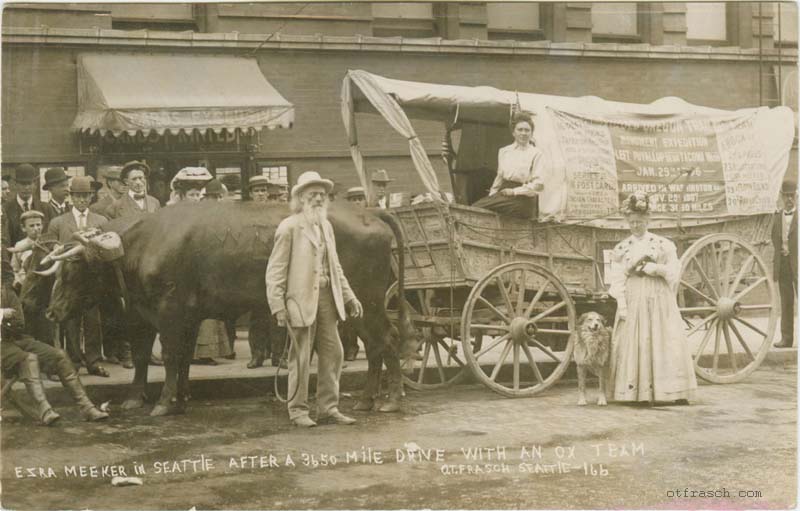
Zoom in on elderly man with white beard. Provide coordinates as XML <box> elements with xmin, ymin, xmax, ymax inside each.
<box><xmin>266</xmin><ymin>171</ymin><xmax>363</xmax><ymax>428</ymax></box>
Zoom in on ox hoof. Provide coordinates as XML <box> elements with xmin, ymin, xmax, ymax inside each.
<box><xmin>378</xmin><ymin>400</ymin><xmax>401</xmax><ymax>413</ymax></box>
<box><xmin>121</xmin><ymin>398</ymin><xmax>144</xmax><ymax>410</ymax></box>
<box><xmin>597</xmin><ymin>399</ymin><xmax>608</xmax><ymax>407</ymax></box>
<box><xmin>353</xmin><ymin>399</ymin><xmax>375</xmax><ymax>412</ymax></box>
<box><xmin>150</xmin><ymin>403</ymin><xmax>184</xmax><ymax>417</ymax></box>
<box><xmin>577</xmin><ymin>398</ymin><xmax>587</xmax><ymax>406</ymax></box>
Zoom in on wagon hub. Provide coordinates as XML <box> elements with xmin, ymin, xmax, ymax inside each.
<box><xmin>716</xmin><ymin>297</ymin><xmax>741</xmax><ymax>321</ymax></box>
<box><xmin>510</xmin><ymin>317</ymin><xmax>537</xmax><ymax>344</ymax></box>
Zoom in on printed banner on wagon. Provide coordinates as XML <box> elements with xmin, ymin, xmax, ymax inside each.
<box><xmin>548</xmin><ymin>107</ymin><xmax>794</xmax><ymax>221</ymax></box>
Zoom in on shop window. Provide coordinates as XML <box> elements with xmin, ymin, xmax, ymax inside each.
<box><xmin>487</xmin><ymin>3</ymin><xmax>544</xmax><ymax>41</ymax></box>
<box><xmin>372</xmin><ymin>3</ymin><xmax>435</xmax><ymax>38</ymax></box>
<box><xmin>592</xmin><ymin>2</ymin><xmax>640</xmax><ymax>41</ymax></box>
<box><xmin>111</xmin><ymin>4</ymin><xmax>197</xmax><ymax>31</ymax></box>
<box><xmin>259</xmin><ymin>164</ymin><xmax>289</xmax><ymax>186</ymax></box>
<box><xmin>686</xmin><ymin>2</ymin><xmax>728</xmax><ymax>43</ymax></box>
<box><xmin>774</xmin><ymin>2</ymin><xmax>798</xmax><ymax>47</ymax></box>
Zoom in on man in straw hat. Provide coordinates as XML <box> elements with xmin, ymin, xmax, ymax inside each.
<box><xmin>3</xmin><ymin>163</ymin><xmax>44</xmax><ymax>244</ymax></box>
<box><xmin>47</xmin><ymin>176</ymin><xmax>110</xmax><ymax>377</ymax></box>
<box><xmin>106</xmin><ymin>161</ymin><xmax>160</xmax><ymax>220</ymax></box>
<box><xmin>345</xmin><ymin>186</ymin><xmax>366</xmax><ymax>208</ymax></box>
<box><xmin>773</xmin><ymin>181</ymin><xmax>798</xmax><ymax>348</ymax></box>
<box><xmin>266</xmin><ymin>171</ymin><xmax>363</xmax><ymax>427</ymax></box>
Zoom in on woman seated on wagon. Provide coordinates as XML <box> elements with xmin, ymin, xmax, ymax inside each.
<box><xmin>472</xmin><ymin>112</ymin><xmax>547</xmax><ymax>220</ymax></box>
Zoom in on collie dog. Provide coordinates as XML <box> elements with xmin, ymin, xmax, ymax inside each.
<box><xmin>573</xmin><ymin>312</ymin><xmax>611</xmax><ymax>406</ymax></box>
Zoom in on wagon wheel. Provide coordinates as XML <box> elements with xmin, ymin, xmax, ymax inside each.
<box><xmin>461</xmin><ymin>262</ymin><xmax>576</xmax><ymax>397</ymax></box>
<box><xmin>678</xmin><ymin>233</ymin><xmax>777</xmax><ymax>384</ymax></box>
<box><xmin>385</xmin><ymin>282</ymin><xmax>469</xmax><ymax>390</ymax></box>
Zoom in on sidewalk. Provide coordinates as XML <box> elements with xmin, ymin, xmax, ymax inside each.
<box><xmin>3</xmin><ymin>329</ymin><xmax>797</xmax><ymax>409</ymax></box>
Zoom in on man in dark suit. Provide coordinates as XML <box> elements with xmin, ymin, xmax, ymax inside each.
<box><xmin>106</xmin><ymin>161</ymin><xmax>161</xmax><ymax>220</ymax></box>
<box><xmin>773</xmin><ymin>181</ymin><xmax>797</xmax><ymax>348</ymax></box>
<box><xmin>40</xmin><ymin>167</ymin><xmax>71</xmax><ymax>228</ymax></box>
<box><xmin>2</xmin><ymin>164</ymin><xmax>44</xmax><ymax>244</ymax></box>
<box><xmin>47</xmin><ymin>176</ymin><xmax>110</xmax><ymax>376</ymax></box>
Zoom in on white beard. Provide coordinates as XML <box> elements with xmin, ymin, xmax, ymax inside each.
<box><xmin>303</xmin><ymin>201</ymin><xmax>328</xmax><ymax>225</ymax></box>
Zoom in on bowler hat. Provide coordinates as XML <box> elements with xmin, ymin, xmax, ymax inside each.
<box><xmin>121</xmin><ymin>160</ymin><xmax>151</xmax><ymax>181</ymax></box>
<box><xmin>248</xmin><ymin>175</ymin><xmax>271</xmax><ymax>189</ymax></box>
<box><xmin>69</xmin><ymin>176</ymin><xmax>102</xmax><ymax>194</ymax></box>
<box><xmin>42</xmin><ymin>167</ymin><xmax>69</xmax><ymax>190</ymax></box>
<box><xmin>291</xmin><ymin>171</ymin><xmax>334</xmax><ymax>198</ymax></box>
<box><xmin>370</xmin><ymin>169</ymin><xmax>393</xmax><ymax>183</ymax></box>
<box><xmin>781</xmin><ymin>181</ymin><xmax>797</xmax><ymax>195</ymax></box>
<box><xmin>204</xmin><ymin>178</ymin><xmax>225</xmax><ymax>197</ymax></box>
<box><xmin>20</xmin><ymin>210</ymin><xmax>45</xmax><ymax>224</ymax></box>
<box><xmin>346</xmin><ymin>186</ymin><xmax>366</xmax><ymax>200</ymax></box>
<box><xmin>100</xmin><ymin>166</ymin><xmax>123</xmax><ymax>182</ymax></box>
<box><xmin>14</xmin><ymin>164</ymin><xmax>37</xmax><ymax>183</ymax></box>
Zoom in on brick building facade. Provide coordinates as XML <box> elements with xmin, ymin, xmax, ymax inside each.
<box><xmin>2</xmin><ymin>2</ymin><xmax>797</xmax><ymax>197</ymax></box>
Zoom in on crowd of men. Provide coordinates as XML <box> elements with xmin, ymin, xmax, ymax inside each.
<box><xmin>0</xmin><ymin>161</ymin><xmax>394</xmax><ymax>425</ymax></box>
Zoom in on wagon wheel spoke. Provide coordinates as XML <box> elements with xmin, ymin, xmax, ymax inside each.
<box><xmin>687</xmin><ymin>312</ymin><xmax>718</xmax><ymax>337</ymax></box>
<box><xmin>721</xmin><ymin>321</ymin><xmax>738</xmax><ymax>373</ymax></box>
<box><xmin>729</xmin><ymin>255</ymin><xmax>755</xmax><ymax>295</ymax></box>
<box><xmin>728</xmin><ymin>321</ymin><xmax>756</xmax><ymax>363</ymax></box>
<box><xmin>733</xmin><ymin>276</ymin><xmax>767</xmax><ymax>302</ymax></box>
<box><xmin>694</xmin><ymin>319</ymin><xmax>716</xmax><ymax>359</ymax></box>
<box><xmin>431</xmin><ymin>340</ymin><xmax>447</xmax><ymax>383</ymax></box>
<box><xmin>739</xmin><ymin>304</ymin><xmax>773</xmax><ymax>312</ymax></box>
<box><xmin>476</xmin><ymin>296</ymin><xmax>511</xmax><ymax>324</ymax></box>
<box><xmin>523</xmin><ymin>282</ymin><xmax>550</xmax><ymax>319</ymax></box>
<box><xmin>679</xmin><ymin>306</ymin><xmax>718</xmax><ymax>314</ymax></box>
<box><xmin>732</xmin><ymin>316</ymin><xmax>768</xmax><ymax>338</ymax></box>
<box><xmin>471</xmin><ymin>324</ymin><xmax>510</xmax><ymax>333</ymax></box>
<box><xmin>490</xmin><ymin>340</ymin><xmax>513</xmax><ymax>382</ymax></box>
<box><xmin>712</xmin><ymin>321</ymin><xmax>722</xmax><ymax>373</ymax></box>
<box><xmin>495</xmin><ymin>276</ymin><xmax>514</xmax><ymax>316</ymax></box>
<box><xmin>531</xmin><ymin>301</ymin><xmax>566</xmax><ymax>323</ymax></box>
<box><xmin>515</xmin><ymin>270</ymin><xmax>527</xmax><ymax>316</ymax></box>
<box><xmin>512</xmin><ymin>343</ymin><xmax>520</xmax><ymax>391</ymax></box>
<box><xmin>531</xmin><ymin>339</ymin><xmax>561</xmax><ymax>363</ymax></box>
<box><xmin>521</xmin><ymin>342</ymin><xmax>544</xmax><ymax>383</ymax></box>
<box><xmin>437</xmin><ymin>338</ymin><xmax>466</xmax><ymax>367</ymax></box>
<box><xmin>473</xmin><ymin>334</ymin><xmax>510</xmax><ymax>360</ymax></box>
<box><xmin>721</xmin><ymin>241</ymin><xmax>737</xmax><ymax>296</ymax></box>
<box><xmin>709</xmin><ymin>241</ymin><xmax>724</xmax><ymax>297</ymax></box>
<box><xmin>691</xmin><ymin>257</ymin><xmax>720</xmax><ymax>300</ymax></box>
<box><xmin>680</xmin><ymin>279</ymin><xmax>717</xmax><ymax>305</ymax></box>
<box><xmin>417</xmin><ymin>340</ymin><xmax>433</xmax><ymax>385</ymax></box>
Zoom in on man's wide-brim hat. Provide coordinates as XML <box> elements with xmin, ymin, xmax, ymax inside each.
<box><xmin>69</xmin><ymin>176</ymin><xmax>102</xmax><ymax>194</ymax></box>
<box><xmin>14</xmin><ymin>163</ymin><xmax>37</xmax><ymax>183</ymax></box>
<box><xmin>371</xmin><ymin>169</ymin><xmax>393</xmax><ymax>183</ymax></box>
<box><xmin>121</xmin><ymin>160</ymin><xmax>151</xmax><ymax>181</ymax></box>
<box><xmin>291</xmin><ymin>171</ymin><xmax>334</xmax><ymax>198</ymax></box>
<box><xmin>781</xmin><ymin>181</ymin><xmax>797</xmax><ymax>195</ymax></box>
<box><xmin>42</xmin><ymin>167</ymin><xmax>69</xmax><ymax>190</ymax></box>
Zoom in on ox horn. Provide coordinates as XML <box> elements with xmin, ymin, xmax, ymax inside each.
<box><xmin>33</xmin><ymin>260</ymin><xmax>63</xmax><ymax>277</ymax></box>
<box><xmin>6</xmin><ymin>238</ymin><xmax>35</xmax><ymax>253</ymax></box>
<box><xmin>51</xmin><ymin>244</ymin><xmax>86</xmax><ymax>261</ymax></box>
<box><xmin>40</xmin><ymin>244</ymin><xmax>68</xmax><ymax>266</ymax></box>
<box><xmin>72</xmin><ymin>231</ymin><xmax>92</xmax><ymax>245</ymax></box>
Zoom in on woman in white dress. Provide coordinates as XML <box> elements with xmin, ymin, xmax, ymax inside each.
<box><xmin>607</xmin><ymin>192</ymin><xmax>697</xmax><ymax>404</ymax></box>
<box><xmin>472</xmin><ymin>113</ymin><xmax>548</xmax><ymax>219</ymax></box>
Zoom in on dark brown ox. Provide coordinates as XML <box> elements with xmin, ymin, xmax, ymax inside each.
<box><xmin>43</xmin><ymin>201</ymin><xmax>415</xmax><ymax>416</ymax></box>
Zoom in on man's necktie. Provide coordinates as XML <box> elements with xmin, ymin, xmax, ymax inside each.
<box><xmin>79</xmin><ymin>213</ymin><xmax>87</xmax><ymax>229</ymax></box>
<box><xmin>22</xmin><ymin>203</ymin><xmax>28</xmax><ymax>212</ymax></box>
<box><xmin>133</xmin><ymin>194</ymin><xmax>146</xmax><ymax>201</ymax></box>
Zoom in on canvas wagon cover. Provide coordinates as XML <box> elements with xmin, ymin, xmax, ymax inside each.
<box><xmin>342</xmin><ymin>70</ymin><xmax>795</xmax><ymax>227</ymax></box>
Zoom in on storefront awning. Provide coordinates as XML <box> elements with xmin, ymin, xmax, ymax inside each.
<box><xmin>72</xmin><ymin>53</ymin><xmax>294</xmax><ymax>136</ymax></box>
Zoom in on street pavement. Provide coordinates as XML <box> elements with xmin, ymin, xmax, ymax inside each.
<box><xmin>1</xmin><ymin>357</ymin><xmax>796</xmax><ymax>510</ymax></box>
